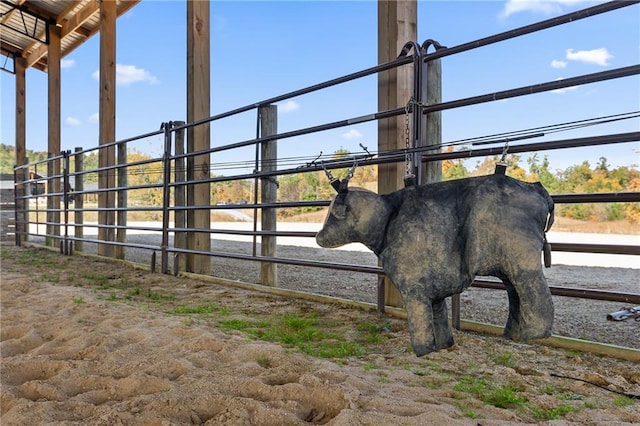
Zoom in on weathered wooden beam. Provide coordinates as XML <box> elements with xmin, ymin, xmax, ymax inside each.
<box><xmin>24</xmin><ymin>42</ymin><xmax>47</xmax><ymax>69</ymax></box>
<box><xmin>23</xmin><ymin>0</ymin><xmax>96</xmax><ymax>69</ymax></box>
<box><xmin>377</xmin><ymin>0</ymin><xmax>417</xmax><ymax>308</ymax></box>
<box><xmin>20</xmin><ymin>0</ymin><xmax>139</xmax><ymax>71</ymax></box>
<box><xmin>60</xmin><ymin>0</ymin><xmax>98</xmax><ymax>38</ymax></box>
<box><xmin>186</xmin><ymin>0</ymin><xmax>211</xmax><ymax>274</ymax></box>
<box><xmin>46</xmin><ymin>24</ymin><xmax>61</xmax><ymax>246</ymax></box>
<box><xmin>260</xmin><ymin>105</ymin><xmax>278</xmax><ymax>286</ymax></box>
<box><xmin>14</xmin><ymin>56</ymin><xmax>27</xmax><ymax>243</ymax></box>
<box><xmin>97</xmin><ymin>0</ymin><xmax>117</xmax><ymax>257</ymax></box>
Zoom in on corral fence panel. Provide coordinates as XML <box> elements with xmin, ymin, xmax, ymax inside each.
<box><xmin>13</xmin><ymin>1</ymin><xmax>639</xmax><ymax>346</ymax></box>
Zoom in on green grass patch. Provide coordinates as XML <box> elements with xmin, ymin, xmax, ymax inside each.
<box><xmin>37</xmin><ymin>272</ymin><xmax>60</xmax><ymax>284</ymax></box>
<box><xmin>454</xmin><ymin>376</ymin><xmax>527</xmax><ymax>409</ymax></box>
<box><xmin>531</xmin><ymin>403</ymin><xmax>576</xmax><ymax>420</ymax></box>
<box><xmin>492</xmin><ymin>352</ymin><xmax>515</xmax><ymax>368</ymax></box>
<box><xmin>484</xmin><ymin>385</ymin><xmax>527</xmax><ymax>408</ymax></box>
<box><xmin>219</xmin><ymin>318</ymin><xmax>257</xmax><ymax>331</ymax></box>
<box><xmin>256</xmin><ymin>356</ymin><xmax>272</xmax><ymax>368</ymax></box>
<box><xmin>82</xmin><ymin>272</ymin><xmax>110</xmax><ymax>287</ymax></box>
<box><xmin>168</xmin><ymin>304</ymin><xmax>225</xmax><ymax>315</ymax></box>
<box><xmin>219</xmin><ymin>313</ymin><xmax>365</xmax><ymax>359</ymax></box>
<box><xmin>454</xmin><ymin>376</ymin><xmax>491</xmax><ymax>395</ymax></box>
<box><xmin>613</xmin><ymin>396</ymin><xmax>634</xmax><ymax>407</ymax></box>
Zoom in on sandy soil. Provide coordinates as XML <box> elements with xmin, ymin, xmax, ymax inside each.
<box><xmin>1</xmin><ymin>244</ymin><xmax>639</xmax><ymax>425</ymax></box>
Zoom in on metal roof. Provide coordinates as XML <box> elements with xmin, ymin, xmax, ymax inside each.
<box><xmin>1</xmin><ymin>0</ymin><xmax>140</xmax><ymax>73</ymax></box>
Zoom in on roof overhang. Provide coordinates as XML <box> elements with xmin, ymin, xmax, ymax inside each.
<box><xmin>0</xmin><ymin>0</ymin><xmax>140</xmax><ymax>73</ymax></box>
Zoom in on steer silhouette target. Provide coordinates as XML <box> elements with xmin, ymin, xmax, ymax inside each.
<box><xmin>316</xmin><ymin>174</ymin><xmax>555</xmax><ymax>356</ymax></box>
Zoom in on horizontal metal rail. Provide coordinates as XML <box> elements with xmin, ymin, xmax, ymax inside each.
<box><xmin>424</xmin><ymin>1</ymin><xmax>638</xmax><ymax>61</ymax></box>
<box><xmin>552</xmin><ymin>192</ymin><xmax>640</xmax><ymax>203</ymax></box>
<box><xmin>168</xmin><ymin>247</ymin><xmax>384</xmax><ymax>274</ymax></box>
<box><xmin>473</xmin><ymin>279</ymin><xmax>640</xmax><ymax>304</ymax></box>
<box><xmin>417</xmin><ymin>132</ymin><xmax>640</xmax><ymax>164</ymax></box>
<box><xmin>551</xmin><ymin>243</ymin><xmax>639</xmax><ymax>255</ymax></box>
<box><xmin>179</xmin><ymin>55</ymin><xmax>414</xmax><ymax>130</ymax></box>
<box><xmin>422</xmin><ymin>66</ymin><xmax>640</xmax><ymax>114</ymax></box>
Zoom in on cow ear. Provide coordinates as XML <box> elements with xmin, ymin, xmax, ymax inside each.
<box><xmin>332</xmin><ymin>203</ymin><xmax>347</xmax><ymax>219</ymax></box>
<box><xmin>331</xmin><ymin>193</ymin><xmax>348</xmax><ymax>219</ymax></box>
<box><xmin>338</xmin><ymin>179</ymin><xmax>349</xmax><ymax>193</ymax></box>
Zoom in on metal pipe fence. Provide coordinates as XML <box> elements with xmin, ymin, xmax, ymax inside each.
<box><xmin>12</xmin><ymin>1</ymin><xmax>639</xmax><ymax>342</ymax></box>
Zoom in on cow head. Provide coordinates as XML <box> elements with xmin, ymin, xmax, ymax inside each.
<box><xmin>316</xmin><ymin>181</ymin><xmax>390</xmax><ymax>253</ymax></box>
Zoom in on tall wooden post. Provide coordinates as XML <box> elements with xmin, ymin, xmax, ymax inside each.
<box><xmin>15</xmin><ymin>57</ymin><xmax>27</xmax><ymax>243</ymax></box>
<box><xmin>421</xmin><ymin>57</ymin><xmax>442</xmax><ymax>184</ymax></box>
<box><xmin>115</xmin><ymin>141</ymin><xmax>127</xmax><ymax>259</ymax></box>
<box><xmin>378</xmin><ymin>0</ymin><xmax>417</xmax><ymax>307</ymax></box>
<box><xmin>260</xmin><ymin>105</ymin><xmax>278</xmax><ymax>286</ymax></box>
<box><xmin>174</xmin><ymin>121</ymin><xmax>187</xmax><ymax>272</ymax></box>
<box><xmin>186</xmin><ymin>0</ymin><xmax>211</xmax><ymax>274</ymax></box>
<box><xmin>74</xmin><ymin>147</ymin><xmax>84</xmax><ymax>252</ymax></box>
<box><xmin>46</xmin><ymin>24</ymin><xmax>62</xmax><ymax>246</ymax></box>
<box><xmin>98</xmin><ymin>0</ymin><xmax>116</xmax><ymax>257</ymax></box>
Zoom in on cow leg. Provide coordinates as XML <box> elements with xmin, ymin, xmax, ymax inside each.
<box><xmin>432</xmin><ymin>298</ymin><xmax>454</xmax><ymax>350</ymax></box>
<box><xmin>404</xmin><ymin>298</ymin><xmax>437</xmax><ymax>356</ymax></box>
<box><xmin>503</xmin><ymin>270</ymin><xmax>553</xmax><ymax>342</ymax></box>
<box><xmin>502</xmin><ymin>278</ymin><xmax>522</xmax><ymax>340</ymax></box>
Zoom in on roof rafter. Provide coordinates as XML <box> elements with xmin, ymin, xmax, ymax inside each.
<box><xmin>1</xmin><ymin>0</ymin><xmax>141</xmax><ymax>74</ymax></box>
<box><xmin>23</xmin><ymin>0</ymin><xmax>99</xmax><ymax>69</ymax></box>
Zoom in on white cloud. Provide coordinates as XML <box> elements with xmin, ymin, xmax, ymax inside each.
<box><xmin>61</xmin><ymin>59</ymin><xmax>75</xmax><ymax>69</ymax></box>
<box><xmin>278</xmin><ymin>100</ymin><xmax>300</xmax><ymax>113</ymax></box>
<box><xmin>88</xmin><ymin>113</ymin><xmax>99</xmax><ymax>124</ymax></box>
<box><xmin>565</xmin><ymin>48</ymin><xmax>613</xmax><ymax>66</ymax></box>
<box><xmin>341</xmin><ymin>129</ymin><xmax>363</xmax><ymax>140</ymax></box>
<box><xmin>65</xmin><ymin>116</ymin><xmax>81</xmax><ymax>126</ymax></box>
<box><xmin>551</xmin><ymin>78</ymin><xmax>579</xmax><ymax>94</ymax></box>
<box><xmin>92</xmin><ymin>63</ymin><xmax>159</xmax><ymax>86</ymax></box>
<box><xmin>551</xmin><ymin>59</ymin><xmax>567</xmax><ymax>69</ymax></box>
<box><xmin>500</xmin><ymin>0</ymin><xmax>588</xmax><ymax>18</ymax></box>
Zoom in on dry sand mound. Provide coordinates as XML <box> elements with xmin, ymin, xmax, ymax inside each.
<box><xmin>1</xmin><ymin>246</ymin><xmax>639</xmax><ymax>425</ymax></box>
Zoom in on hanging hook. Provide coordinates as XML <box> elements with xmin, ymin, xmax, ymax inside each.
<box><xmin>495</xmin><ymin>140</ymin><xmax>509</xmax><ymax>175</ymax></box>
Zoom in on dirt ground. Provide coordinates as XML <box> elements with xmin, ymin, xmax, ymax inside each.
<box><xmin>1</xmin><ymin>244</ymin><xmax>639</xmax><ymax>425</ymax></box>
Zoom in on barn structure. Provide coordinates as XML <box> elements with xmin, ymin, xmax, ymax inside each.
<box><xmin>2</xmin><ymin>0</ymin><xmax>423</xmax><ymax>303</ymax></box>
<box><xmin>2</xmin><ymin>1</ymin><xmax>639</xmax><ymax>358</ymax></box>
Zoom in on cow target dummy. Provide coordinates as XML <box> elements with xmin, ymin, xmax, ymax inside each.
<box><xmin>316</xmin><ymin>169</ymin><xmax>555</xmax><ymax>357</ymax></box>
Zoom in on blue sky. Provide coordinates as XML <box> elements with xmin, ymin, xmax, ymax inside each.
<box><xmin>1</xmin><ymin>0</ymin><xmax>638</xmax><ymax>175</ymax></box>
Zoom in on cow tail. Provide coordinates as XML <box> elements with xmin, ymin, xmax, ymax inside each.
<box><xmin>544</xmin><ymin>192</ymin><xmax>555</xmax><ymax>233</ymax></box>
<box><xmin>542</xmin><ymin>190</ymin><xmax>554</xmax><ymax>268</ymax></box>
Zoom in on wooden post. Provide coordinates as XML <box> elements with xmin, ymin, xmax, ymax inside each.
<box><xmin>174</xmin><ymin>121</ymin><xmax>186</xmax><ymax>272</ymax></box>
<box><xmin>15</xmin><ymin>57</ymin><xmax>27</xmax><ymax>243</ymax></box>
<box><xmin>115</xmin><ymin>141</ymin><xmax>127</xmax><ymax>259</ymax></box>
<box><xmin>46</xmin><ymin>24</ymin><xmax>61</xmax><ymax>247</ymax></box>
<box><xmin>421</xmin><ymin>57</ymin><xmax>442</xmax><ymax>184</ymax></box>
<box><xmin>377</xmin><ymin>0</ymin><xmax>417</xmax><ymax>308</ymax></box>
<box><xmin>186</xmin><ymin>0</ymin><xmax>211</xmax><ymax>274</ymax></box>
<box><xmin>260</xmin><ymin>105</ymin><xmax>278</xmax><ymax>286</ymax></box>
<box><xmin>97</xmin><ymin>0</ymin><xmax>116</xmax><ymax>257</ymax></box>
<box><xmin>74</xmin><ymin>147</ymin><xmax>84</xmax><ymax>252</ymax></box>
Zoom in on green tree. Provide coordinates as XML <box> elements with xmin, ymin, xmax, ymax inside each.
<box><xmin>527</xmin><ymin>154</ymin><xmax>557</xmax><ymax>192</ymax></box>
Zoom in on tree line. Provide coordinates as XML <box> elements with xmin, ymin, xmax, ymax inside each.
<box><xmin>1</xmin><ymin>143</ymin><xmax>637</xmax><ymax>223</ymax></box>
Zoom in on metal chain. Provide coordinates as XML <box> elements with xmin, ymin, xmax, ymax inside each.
<box><xmin>499</xmin><ymin>140</ymin><xmax>509</xmax><ymax>163</ymax></box>
<box><xmin>404</xmin><ymin>98</ymin><xmax>415</xmax><ymax>178</ymax></box>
